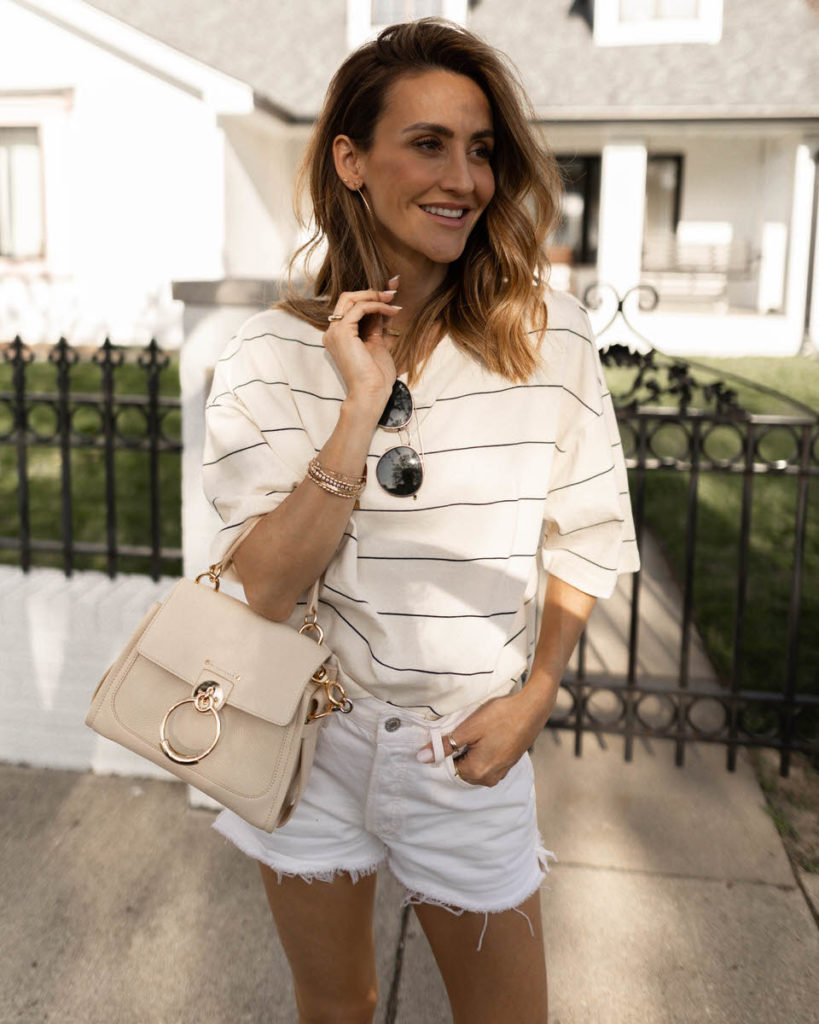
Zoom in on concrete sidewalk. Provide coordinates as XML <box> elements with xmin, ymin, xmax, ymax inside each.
<box><xmin>2</xmin><ymin>729</ymin><xmax>818</xmax><ymax>1024</ymax></box>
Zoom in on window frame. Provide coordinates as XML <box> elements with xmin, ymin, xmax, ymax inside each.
<box><xmin>347</xmin><ymin>0</ymin><xmax>468</xmax><ymax>50</ymax></box>
<box><xmin>593</xmin><ymin>0</ymin><xmax>723</xmax><ymax>46</ymax></box>
<box><xmin>0</xmin><ymin>91</ymin><xmax>72</xmax><ymax>274</ymax></box>
<box><xmin>0</xmin><ymin>124</ymin><xmax>46</xmax><ymax>262</ymax></box>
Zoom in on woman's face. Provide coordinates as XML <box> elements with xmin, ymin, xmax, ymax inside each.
<box><xmin>345</xmin><ymin>69</ymin><xmax>496</xmax><ymax>277</ymax></box>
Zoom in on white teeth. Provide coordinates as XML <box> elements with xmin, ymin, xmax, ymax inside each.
<box><xmin>421</xmin><ymin>205</ymin><xmax>466</xmax><ymax>219</ymax></box>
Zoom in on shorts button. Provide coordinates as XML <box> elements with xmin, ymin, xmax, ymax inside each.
<box><xmin>384</xmin><ymin>717</ymin><xmax>401</xmax><ymax>732</ymax></box>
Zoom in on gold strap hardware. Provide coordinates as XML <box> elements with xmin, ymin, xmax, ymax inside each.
<box><xmin>195</xmin><ymin>563</ymin><xmax>223</xmax><ymax>591</ymax></box>
<box><xmin>299</xmin><ymin>610</ymin><xmax>353</xmax><ymax>721</ymax></box>
<box><xmin>307</xmin><ymin>667</ymin><xmax>353</xmax><ymax>721</ymax></box>
<box><xmin>160</xmin><ymin>682</ymin><xmax>224</xmax><ymax>764</ymax></box>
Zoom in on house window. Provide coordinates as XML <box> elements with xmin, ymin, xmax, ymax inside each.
<box><xmin>551</xmin><ymin>155</ymin><xmax>601</xmax><ymax>266</ymax></box>
<box><xmin>347</xmin><ymin>0</ymin><xmax>467</xmax><ymax>49</ymax></box>
<box><xmin>0</xmin><ymin>126</ymin><xmax>44</xmax><ymax>261</ymax></box>
<box><xmin>594</xmin><ymin>0</ymin><xmax>722</xmax><ymax>45</ymax></box>
<box><xmin>619</xmin><ymin>0</ymin><xmax>700</xmax><ymax>22</ymax></box>
<box><xmin>371</xmin><ymin>0</ymin><xmax>444</xmax><ymax>24</ymax></box>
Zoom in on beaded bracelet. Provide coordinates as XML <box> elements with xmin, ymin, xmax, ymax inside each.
<box><xmin>307</xmin><ymin>457</ymin><xmax>367</xmax><ymax>498</ymax></box>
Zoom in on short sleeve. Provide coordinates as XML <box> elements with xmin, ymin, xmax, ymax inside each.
<box><xmin>540</xmin><ymin>309</ymin><xmax>640</xmax><ymax>598</ymax></box>
<box><xmin>202</xmin><ymin>332</ymin><xmax>313</xmax><ymax>581</ymax></box>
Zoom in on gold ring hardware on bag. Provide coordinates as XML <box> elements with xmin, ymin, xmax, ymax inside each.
<box><xmin>298</xmin><ymin>617</ymin><xmax>325</xmax><ymax>645</ymax></box>
<box><xmin>159</xmin><ymin>681</ymin><xmax>225</xmax><ymax>764</ymax></box>
<box><xmin>195</xmin><ymin>564</ymin><xmax>222</xmax><ymax>591</ymax></box>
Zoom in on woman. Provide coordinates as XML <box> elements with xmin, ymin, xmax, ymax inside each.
<box><xmin>203</xmin><ymin>18</ymin><xmax>638</xmax><ymax>1023</ymax></box>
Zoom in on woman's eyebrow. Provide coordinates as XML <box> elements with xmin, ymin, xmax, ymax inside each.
<box><xmin>401</xmin><ymin>122</ymin><xmax>495</xmax><ymax>140</ymax></box>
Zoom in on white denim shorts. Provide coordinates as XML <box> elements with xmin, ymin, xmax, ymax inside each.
<box><xmin>212</xmin><ymin>694</ymin><xmax>557</xmax><ymax>917</ymax></box>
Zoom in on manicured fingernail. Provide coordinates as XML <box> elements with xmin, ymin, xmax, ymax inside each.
<box><xmin>388</xmin><ymin>275</ymin><xmax>400</xmax><ymax>286</ymax></box>
<box><xmin>416</xmin><ymin>748</ymin><xmax>434</xmax><ymax>763</ymax></box>
<box><xmin>389</xmin><ymin>304</ymin><xmax>402</xmax><ymax>310</ymax></box>
<box><xmin>382</xmin><ymin>289</ymin><xmax>397</xmax><ymax>297</ymax></box>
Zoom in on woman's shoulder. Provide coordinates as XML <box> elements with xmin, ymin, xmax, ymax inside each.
<box><xmin>543</xmin><ymin>288</ymin><xmax>593</xmax><ymax>341</ymax></box>
<box><xmin>215</xmin><ymin>307</ymin><xmax>325</xmax><ymax>376</ymax></box>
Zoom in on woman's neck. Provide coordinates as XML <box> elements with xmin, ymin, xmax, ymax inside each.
<box><xmin>382</xmin><ymin>252</ymin><xmax>447</xmax><ymax>334</ymax></box>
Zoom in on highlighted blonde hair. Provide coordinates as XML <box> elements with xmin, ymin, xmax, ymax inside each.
<box><xmin>279</xmin><ymin>18</ymin><xmax>563</xmax><ymax>385</ymax></box>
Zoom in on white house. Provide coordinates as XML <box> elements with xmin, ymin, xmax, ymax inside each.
<box><xmin>1</xmin><ymin>0</ymin><xmax>818</xmax><ymax>354</ymax></box>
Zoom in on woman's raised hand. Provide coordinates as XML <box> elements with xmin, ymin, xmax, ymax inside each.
<box><xmin>322</xmin><ymin>275</ymin><xmax>402</xmax><ymax>421</ymax></box>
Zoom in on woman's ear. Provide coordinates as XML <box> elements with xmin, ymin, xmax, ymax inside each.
<box><xmin>333</xmin><ymin>134</ymin><xmax>363</xmax><ymax>190</ymax></box>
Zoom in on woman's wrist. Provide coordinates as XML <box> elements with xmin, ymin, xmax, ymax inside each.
<box><xmin>514</xmin><ymin>670</ymin><xmax>562</xmax><ymax>729</ymax></box>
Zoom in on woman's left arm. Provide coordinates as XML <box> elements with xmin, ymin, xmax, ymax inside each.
<box><xmin>417</xmin><ymin>575</ymin><xmax>595</xmax><ymax>786</ymax></box>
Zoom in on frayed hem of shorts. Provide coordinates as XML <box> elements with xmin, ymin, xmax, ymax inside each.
<box><xmin>398</xmin><ymin>838</ymin><xmax>558</xmax><ymax>952</ymax></box>
<box><xmin>210</xmin><ymin>815</ymin><xmax>385</xmax><ymax>885</ymax></box>
<box><xmin>263</xmin><ymin>860</ymin><xmax>384</xmax><ymax>886</ymax></box>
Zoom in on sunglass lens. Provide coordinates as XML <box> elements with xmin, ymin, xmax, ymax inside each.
<box><xmin>378</xmin><ymin>380</ymin><xmax>413</xmax><ymax>429</ymax></box>
<box><xmin>376</xmin><ymin>446</ymin><xmax>423</xmax><ymax>496</ymax></box>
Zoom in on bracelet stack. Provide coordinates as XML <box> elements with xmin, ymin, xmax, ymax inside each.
<box><xmin>307</xmin><ymin>457</ymin><xmax>367</xmax><ymax>498</ymax></box>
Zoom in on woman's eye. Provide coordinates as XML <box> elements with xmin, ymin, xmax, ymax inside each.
<box><xmin>414</xmin><ymin>137</ymin><xmax>441</xmax><ymax>152</ymax></box>
<box><xmin>472</xmin><ymin>144</ymin><xmax>493</xmax><ymax>161</ymax></box>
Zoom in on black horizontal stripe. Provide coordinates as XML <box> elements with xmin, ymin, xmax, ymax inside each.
<box><xmin>561</xmin><ymin>384</ymin><xmax>602</xmax><ymax>417</ymax></box>
<box><xmin>233</xmin><ymin>377</ymin><xmax>288</xmax><ymax>394</ymax></box>
<box><xmin>203</xmin><ymin>441</ymin><xmax>267</xmax><ymax>466</ymax></box>
<box><xmin>437</xmin><ymin>383</ymin><xmax>561</xmax><ymax>403</ymax></box>
<box><xmin>550</xmin><ymin>548</ymin><xmax>617</xmax><ymax>572</ymax></box>
<box><xmin>206</xmin><ymin>389</ymin><xmax>231</xmax><ymax>407</ymax></box>
<box><xmin>503</xmin><ymin>624</ymin><xmax>527</xmax><ymax>648</ymax></box>
<box><xmin>216</xmin><ymin>332</ymin><xmax>276</xmax><ymax>361</ymax></box>
<box><xmin>261</xmin><ymin>426</ymin><xmax>306</xmax><ymax>435</ymax></box>
<box><xmin>218</xmin><ymin>514</ymin><xmax>255</xmax><ymax>535</ymax></box>
<box><xmin>548</xmin><ymin>464</ymin><xmax>614</xmax><ymax>494</ymax></box>
<box><xmin>555</xmin><ymin>517</ymin><xmax>624</xmax><ymax>537</ymax></box>
<box><xmin>292</xmin><ymin>386</ymin><xmax>344</xmax><ymax>403</ymax></box>
<box><xmin>263</xmin><ymin>488</ymin><xmax>292</xmax><ymax>497</ymax></box>
<box><xmin>322</xmin><ymin>582</ymin><xmax>516</xmax><ymax>619</ymax></box>
<box><xmin>357</xmin><ymin>495</ymin><xmax>548</xmax><ymax>513</ymax></box>
<box><xmin>421</xmin><ymin>440</ymin><xmax>556</xmax><ymax>456</ymax></box>
<box><xmin>356</xmin><ymin>552</ymin><xmax>537</xmax><ymax>563</ymax></box>
<box><xmin>541</xmin><ymin>325</ymin><xmax>593</xmax><ymax>348</ymax></box>
<box><xmin>269</xmin><ymin>329</ymin><xmax>325</xmax><ymax>350</ymax></box>
<box><xmin>317</xmin><ymin>599</ymin><xmax>495</xmax><ymax>677</ymax></box>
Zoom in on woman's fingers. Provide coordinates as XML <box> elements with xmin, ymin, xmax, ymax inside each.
<box><xmin>332</xmin><ymin>288</ymin><xmax>399</xmax><ymax>320</ymax></box>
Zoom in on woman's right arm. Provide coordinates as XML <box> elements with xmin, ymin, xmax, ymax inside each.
<box><xmin>231</xmin><ymin>285</ymin><xmax>401</xmax><ymax>621</ymax></box>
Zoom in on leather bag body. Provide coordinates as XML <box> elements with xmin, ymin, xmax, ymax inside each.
<box><xmin>86</xmin><ymin>576</ymin><xmax>339</xmax><ymax>832</ymax></box>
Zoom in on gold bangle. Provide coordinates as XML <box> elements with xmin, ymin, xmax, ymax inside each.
<box><xmin>307</xmin><ymin>457</ymin><xmax>367</xmax><ymax>498</ymax></box>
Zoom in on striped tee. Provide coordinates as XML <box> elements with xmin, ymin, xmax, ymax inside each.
<box><xmin>202</xmin><ymin>288</ymin><xmax>640</xmax><ymax>717</ymax></box>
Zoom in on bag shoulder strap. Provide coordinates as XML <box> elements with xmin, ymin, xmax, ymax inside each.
<box><xmin>207</xmin><ymin>518</ymin><xmax>325</xmax><ymax>626</ymax></box>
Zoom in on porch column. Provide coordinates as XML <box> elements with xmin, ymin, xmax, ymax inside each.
<box><xmin>597</xmin><ymin>141</ymin><xmax>648</xmax><ymax>301</ymax></box>
<box><xmin>785</xmin><ymin>139</ymin><xmax>819</xmax><ymax>348</ymax></box>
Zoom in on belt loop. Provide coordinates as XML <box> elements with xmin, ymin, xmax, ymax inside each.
<box><xmin>429</xmin><ymin>726</ymin><xmax>446</xmax><ymax>766</ymax></box>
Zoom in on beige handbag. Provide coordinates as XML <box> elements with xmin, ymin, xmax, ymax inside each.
<box><xmin>85</xmin><ymin>561</ymin><xmax>351</xmax><ymax>832</ymax></box>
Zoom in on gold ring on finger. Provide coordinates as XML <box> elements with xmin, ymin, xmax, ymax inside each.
<box><xmin>327</xmin><ymin>313</ymin><xmax>344</xmax><ymax>322</ymax></box>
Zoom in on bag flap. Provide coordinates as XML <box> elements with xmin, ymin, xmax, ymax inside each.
<box><xmin>137</xmin><ymin>578</ymin><xmax>330</xmax><ymax>726</ymax></box>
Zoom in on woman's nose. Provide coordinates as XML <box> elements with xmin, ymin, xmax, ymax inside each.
<box><xmin>439</xmin><ymin>151</ymin><xmax>474</xmax><ymax>194</ymax></box>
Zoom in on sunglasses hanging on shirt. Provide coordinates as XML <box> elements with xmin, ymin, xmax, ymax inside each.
<box><xmin>375</xmin><ymin>380</ymin><xmax>424</xmax><ymax>498</ymax></box>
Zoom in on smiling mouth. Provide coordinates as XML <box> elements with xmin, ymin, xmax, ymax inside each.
<box><xmin>419</xmin><ymin>204</ymin><xmax>469</xmax><ymax>220</ymax></box>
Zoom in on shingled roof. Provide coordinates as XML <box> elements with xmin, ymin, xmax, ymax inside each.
<box><xmin>83</xmin><ymin>0</ymin><xmax>819</xmax><ymax>121</ymax></box>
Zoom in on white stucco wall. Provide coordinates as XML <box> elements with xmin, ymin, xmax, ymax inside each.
<box><xmin>0</xmin><ymin>0</ymin><xmax>243</xmax><ymax>346</ymax></box>
<box><xmin>222</xmin><ymin>114</ymin><xmax>310</xmax><ymax>281</ymax></box>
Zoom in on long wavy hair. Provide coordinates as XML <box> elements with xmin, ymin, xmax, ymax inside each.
<box><xmin>278</xmin><ymin>18</ymin><xmax>564</xmax><ymax>385</ymax></box>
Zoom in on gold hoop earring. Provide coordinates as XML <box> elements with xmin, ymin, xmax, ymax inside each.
<box><xmin>356</xmin><ymin>186</ymin><xmax>373</xmax><ymax>218</ymax></box>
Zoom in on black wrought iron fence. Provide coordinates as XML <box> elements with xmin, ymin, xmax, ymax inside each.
<box><xmin>3</xmin><ymin>292</ymin><xmax>817</xmax><ymax>775</ymax></box>
<box><xmin>550</xmin><ymin>284</ymin><xmax>819</xmax><ymax>775</ymax></box>
<box><xmin>0</xmin><ymin>336</ymin><xmax>182</xmax><ymax>579</ymax></box>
